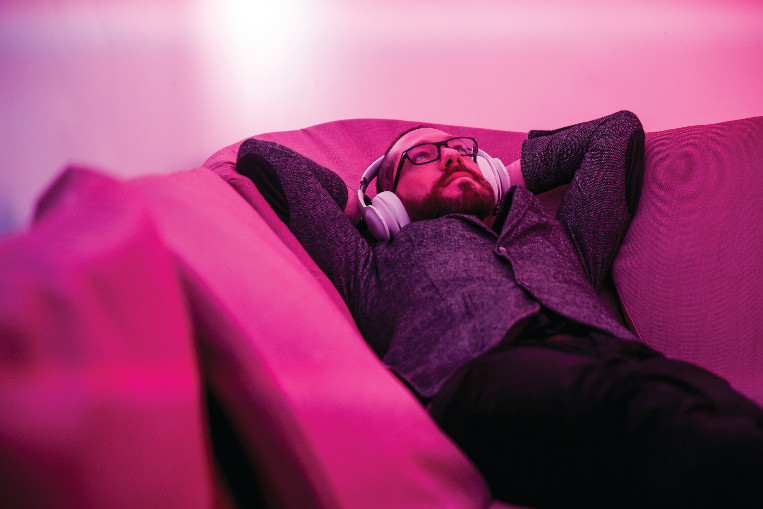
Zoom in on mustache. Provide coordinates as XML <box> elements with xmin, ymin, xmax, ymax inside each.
<box><xmin>435</xmin><ymin>164</ymin><xmax>486</xmax><ymax>189</ymax></box>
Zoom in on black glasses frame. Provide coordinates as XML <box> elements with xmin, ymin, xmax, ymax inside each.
<box><xmin>391</xmin><ymin>137</ymin><xmax>478</xmax><ymax>192</ymax></box>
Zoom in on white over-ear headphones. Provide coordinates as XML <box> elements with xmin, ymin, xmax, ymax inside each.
<box><xmin>358</xmin><ymin>148</ymin><xmax>510</xmax><ymax>242</ymax></box>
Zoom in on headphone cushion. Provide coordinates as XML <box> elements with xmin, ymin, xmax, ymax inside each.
<box><xmin>372</xmin><ymin>192</ymin><xmax>410</xmax><ymax>237</ymax></box>
<box><xmin>477</xmin><ymin>155</ymin><xmax>500</xmax><ymax>201</ymax></box>
<box><xmin>476</xmin><ymin>151</ymin><xmax>510</xmax><ymax>202</ymax></box>
<box><xmin>363</xmin><ymin>206</ymin><xmax>391</xmax><ymax>241</ymax></box>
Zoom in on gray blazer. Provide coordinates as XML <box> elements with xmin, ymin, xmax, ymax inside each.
<box><xmin>237</xmin><ymin>111</ymin><xmax>646</xmax><ymax>398</ymax></box>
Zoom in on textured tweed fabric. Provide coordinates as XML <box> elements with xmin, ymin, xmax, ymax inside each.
<box><xmin>237</xmin><ymin>111</ymin><xmax>645</xmax><ymax>398</ymax></box>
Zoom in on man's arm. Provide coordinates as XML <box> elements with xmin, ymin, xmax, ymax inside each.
<box><xmin>236</xmin><ymin>139</ymin><xmax>377</xmax><ymax>317</ymax></box>
<box><xmin>519</xmin><ymin>110</ymin><xmax>646</xmax><ymax>291</ymax></box>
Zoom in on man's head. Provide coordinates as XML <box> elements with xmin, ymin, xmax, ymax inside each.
<box><xmin>376</xmin><ymin>126</ymin><xmax>495</xmax><ymax>222</ymax></box>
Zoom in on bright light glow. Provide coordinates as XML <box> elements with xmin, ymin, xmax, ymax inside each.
<box><xmin>189</xmin><ymin>0</ymin><xmax>323</xmax><ymax>136</ymax></box>
<box><xmin>197</xmin><ymin>0</ymin><xmax>316</xmax><ymax>71</ymax></box>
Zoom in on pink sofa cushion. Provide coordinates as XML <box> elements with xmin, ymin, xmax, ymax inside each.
<box><xmin>0</xmin><ymin>168</ymin><xmax>212</xmax><ymax>509</ymax></box>
<box><xmin>128</xmin><ymin>169</ymin><xmax>507</xmax><ymax>509</ymax></box>
<box><xmin>613</xmin><ymin>117</ymin><xmax>763</xmax><ymax>406</ymax></box>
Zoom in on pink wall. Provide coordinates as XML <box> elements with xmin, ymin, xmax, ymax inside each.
<box><xmin>1</xmin><ymin>0</ymin><xmax>762</xmax><ymax>235</ymax></box>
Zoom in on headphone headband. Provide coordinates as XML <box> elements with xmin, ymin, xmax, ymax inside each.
<box><xmin>359</xmin><ymin>156</ymin><xmax>384</xmax><ymax>194</ymax></box>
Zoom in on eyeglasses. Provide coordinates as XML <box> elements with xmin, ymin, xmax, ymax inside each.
<box><xmin>392</xmin><ymin>137</ymin><xmax>478</xmax><ymax>192</ymax></box>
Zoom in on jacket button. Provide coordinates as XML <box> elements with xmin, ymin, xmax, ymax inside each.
<box><xmin>497</xmin><ymin>246</ymin><xmax>508</xmax><ymax>256</ymax></box>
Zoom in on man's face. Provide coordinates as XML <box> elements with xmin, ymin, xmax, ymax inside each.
<box><xmin>391</xmin><ymin>128</ymin><xmax>495</xmax><ymax>221</ymax></box>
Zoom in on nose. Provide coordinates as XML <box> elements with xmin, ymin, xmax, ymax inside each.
<box><xmin>439</xmin><ymin>146</ymin><xmax>463</xmax><ymax>168</ymax></box>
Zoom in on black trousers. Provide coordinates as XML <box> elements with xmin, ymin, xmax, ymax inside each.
<box><xmin>428</xmin><ymin>332</ymin><xmax>763</xmax><ymax>509</ymax></box>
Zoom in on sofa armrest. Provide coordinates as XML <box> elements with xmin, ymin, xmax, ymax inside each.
<box><xmin>0</xmin><ymin>167</ymin><xmax>212</xmax><ymax>509</ymax></box>
<box><xmin>613</xmin><ymin>117</ymin><xmax>763</xmax><ymax>406</ymax></box>
<box><xmin>129</xmin><ymin>168</ymin><xmax>496</xmax><ymax>509</ymax></box>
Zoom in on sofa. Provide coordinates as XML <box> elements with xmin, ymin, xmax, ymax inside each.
<box><xmin>1</xmin><ymin>116</ymin><xmax>760</xmax><ymax>508</ymax></box>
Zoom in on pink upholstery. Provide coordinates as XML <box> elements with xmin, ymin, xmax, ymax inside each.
<box><xmin>614</xmin><ymin>117</ymin><xmax>763</xmax><ymax>406</ymax></box>
<box><xmin>0</xmin><ymin>168</ymin><xmax>213</xmax><ymax>508</ymax></box>
<box><xmin>126</xmin><ymin>169</ymin><xmax>507</xmax><ymax>509</ymax></box>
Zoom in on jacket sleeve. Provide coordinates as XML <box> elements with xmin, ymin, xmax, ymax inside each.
<box><xmin>520</xmin><ymin>110</ymin><xmax>646</xmax><ymax>291</ymax></box>
<box><xmin>236</xmin><ymin>139</ymin><xmax>377</xmax><ymax>316</ymax></box>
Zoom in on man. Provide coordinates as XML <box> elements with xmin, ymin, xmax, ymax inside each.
<box><xmin>236</xmin><ymin>111</ymin><xmax>763</xmax><ymax>508</ymax></box>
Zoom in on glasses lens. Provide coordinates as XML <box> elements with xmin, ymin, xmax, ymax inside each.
<box><xmin>407</xmin><ymin>144</ymin><xmax>439</xmax><ymax>164</ymax></box>
<box><xmin>447</xmin><ymin>138</ymin><xmax>476</xmax><ymax>155</ymax></box>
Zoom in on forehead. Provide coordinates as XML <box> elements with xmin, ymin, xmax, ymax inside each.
<box><xmin>393</xmin><ymin>128</ymin><xmax>453</xmax><ymax>156</ymax></box>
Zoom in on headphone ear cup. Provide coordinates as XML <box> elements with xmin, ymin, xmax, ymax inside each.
<box><xmin>363</xmin><ymin>204</ymin><xmax>391</xmax><ymax>242</ymax></box>
<box><xmin>368</xmin><ymin>191</ymin><xmax>410</xmax><ymax>240</ymax></box>
<box><xmin>476</xmin><ymin>150</ymin><xmax>510</xmax><ymax>202</ymax></box>
<box><xmin>477</xmin><ymin>155</ymin><xmax>500</xmax><ymax>202</ymax></box>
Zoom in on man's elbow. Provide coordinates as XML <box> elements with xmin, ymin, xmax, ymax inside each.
<box><xmin>615</xmin><ymin>110</ymin><xmax>645</xmax><ymax>136</ymax></box>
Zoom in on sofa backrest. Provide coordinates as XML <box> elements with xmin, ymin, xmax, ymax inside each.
<box><xmin>613</xmin><ymin>117</ymin><xmax>763</xmax><ymax>405</ymax></box>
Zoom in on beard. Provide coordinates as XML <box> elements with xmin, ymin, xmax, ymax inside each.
<box><xmin>403</xmin><ymin>163</ymin><xmax>496</xmax><ymax>222</ymax></box>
